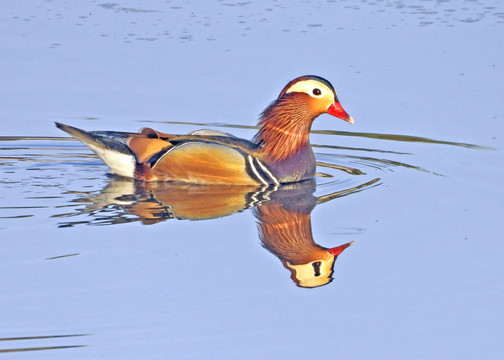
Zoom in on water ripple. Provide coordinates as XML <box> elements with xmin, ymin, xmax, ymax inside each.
<box><xmin>0</xmin><ymin>334</ymin><xmax>88</xmax><ymax>354</ymax></box>
<box><xmin>0</xmin><ymin>123</ymin><xmax>479</xmax><ymax>226</ymax></box>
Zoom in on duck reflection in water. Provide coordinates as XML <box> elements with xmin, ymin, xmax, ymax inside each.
<box><xmin>61</xmin><ymin>177</ymin><xmax>378</xmax><ymax>287</ymax></box>
<box><xmin>254</xmin><ymin>181</ymin><xmax>353</xmax><ymax>288</ymax></box>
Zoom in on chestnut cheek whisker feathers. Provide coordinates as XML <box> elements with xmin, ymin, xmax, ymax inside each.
<box><xmin>254</xmin><ymin>94</ymin><xmax>316</xmax><ymax>161</ymax></box>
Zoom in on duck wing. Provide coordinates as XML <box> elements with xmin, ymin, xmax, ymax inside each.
<box><xmin>132</xmin><ymin>128</ymin><xmax>276</xmax><ymax>185</ymax></box>
<box><xmin>56</xmin><ymin>123</ymin><xmax>278</xmax><ymax>185</ymax></box>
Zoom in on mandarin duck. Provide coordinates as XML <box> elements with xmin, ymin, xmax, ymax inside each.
<box><xmin>56</xmin><ymin>75</ymin><xmax>353</xmax><ymax>185</ymax></box>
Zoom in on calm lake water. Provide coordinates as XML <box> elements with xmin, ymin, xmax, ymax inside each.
<box><xmin>1</xmin><ymin>1</ymin><xmax>503</xmax><ymax>359</ymax></box>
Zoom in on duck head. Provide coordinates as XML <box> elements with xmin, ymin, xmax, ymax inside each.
<box><xmin>278</xmin><ymin>75</ymin><xmax>354</xmax><ymax>124</ymax></box>
<box><xmin>255</xmin><ymin>75</ymin><xmax>353</xmax><ymax>161</ymax></box>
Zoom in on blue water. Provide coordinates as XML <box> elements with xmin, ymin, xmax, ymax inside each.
<box><xmin>1</xmin><ymin>1</ymin><xmax>503</xmax><ymax>359</ymax></box>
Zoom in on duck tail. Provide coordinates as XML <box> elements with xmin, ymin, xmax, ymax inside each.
<box><xmin>55</xmin><ymin>122</ymin><xmax>137</xmax><ymax>178</ymax></box>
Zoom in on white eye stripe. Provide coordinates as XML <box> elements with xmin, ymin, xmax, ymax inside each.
<box><xmin>285</xmin><ymin>79</ymin><xmax>333</xmax><ymax>99</ymax></box>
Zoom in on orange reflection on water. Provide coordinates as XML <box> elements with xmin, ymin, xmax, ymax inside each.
<box><xmin>59</xmin><ymin>177</ymin><xmax>379</xmax><ymax>288</ymax></box>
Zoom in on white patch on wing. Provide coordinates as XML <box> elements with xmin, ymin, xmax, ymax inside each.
<box><xmin>88</xmin><ymin>144</ymin><xmax>136</xmax><ymax>178</ymax></box>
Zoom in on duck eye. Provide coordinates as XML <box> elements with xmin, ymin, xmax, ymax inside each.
<box><xmin>312</xmin><ymin>88</ymin><xmax>322</xmax><ymax>96</ymax></box>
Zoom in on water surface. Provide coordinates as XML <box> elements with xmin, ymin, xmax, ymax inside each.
<box><xmin>1</xmin><ymin>1</ymin><xmax>503</xmax><ymax>359</ymax></box>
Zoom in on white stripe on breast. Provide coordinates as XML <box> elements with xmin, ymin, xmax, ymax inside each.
<box><xmin>254</xmin><ymin>158</ymin><xmax>280</xmax><ymax>185</ymax></box>
<box><xmin>247</xmin><ymin>155</ymin><xmax>268</xmax><ymax>185</ymax></box>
